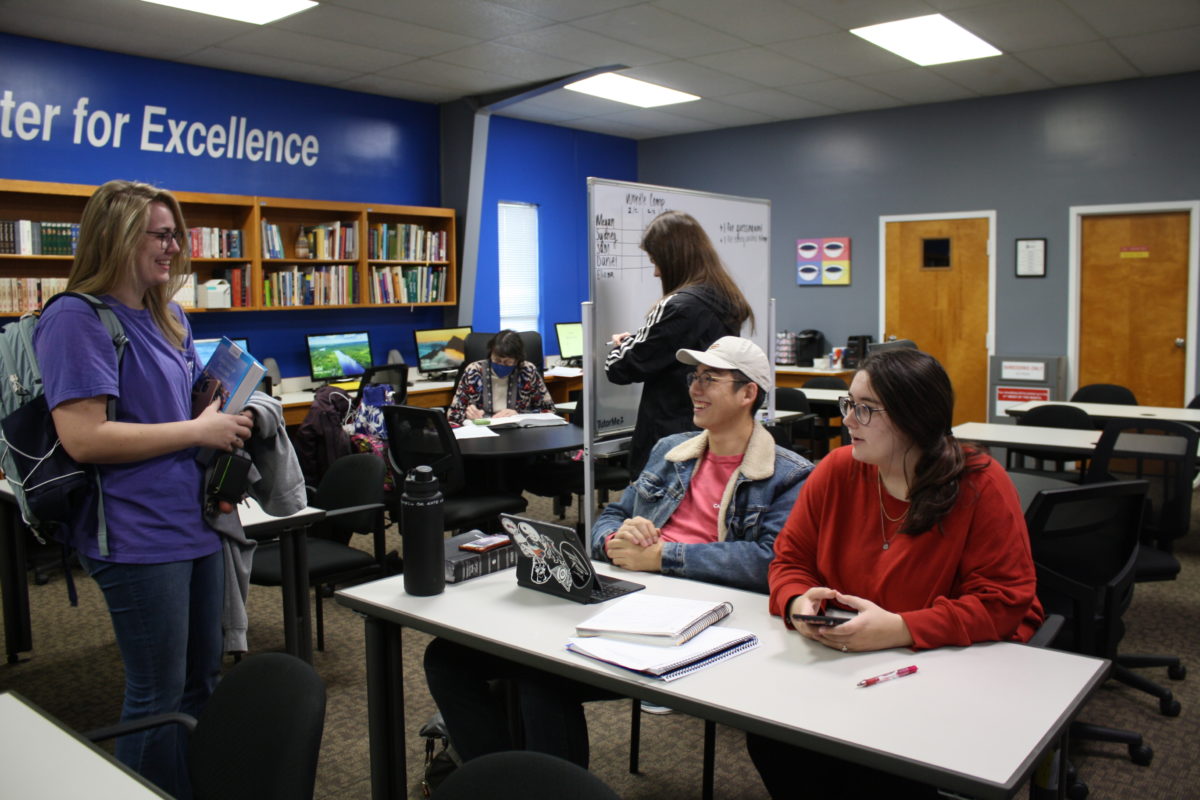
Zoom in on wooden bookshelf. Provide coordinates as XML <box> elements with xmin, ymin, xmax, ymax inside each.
<box><xmin>0</xmin><ymin>178</ymin><xmax>458</xmax><ymax>315</ymax></box>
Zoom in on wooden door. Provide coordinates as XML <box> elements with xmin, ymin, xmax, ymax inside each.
<box><xmin>1079</xmin><ymin>212</ymin><xmax>1189</xmax><ymax>407</ymax></box>
<box><xmin>884</xmin><ymin>217</ymin><xmax>990</xmax><ymax>425</ymax></box>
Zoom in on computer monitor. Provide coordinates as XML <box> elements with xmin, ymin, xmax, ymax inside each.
<box><xmin>555</xmin><ymin>322</ymin><xmax>583</xmax><ymax>366</ymax></box>
<box><xmin>306</xmin><ymin>331</ymin><xmax>373</xmax><ymax>383</ymax></box>
<box><xmin>413</xmin><ymin>326</ymin><xmax>472</xmax><ymax>378</ymax></box>
<box><xmin>194</xmin><ymin>337</ymin><xmax>250</xmax><ymax>368</ymax></box>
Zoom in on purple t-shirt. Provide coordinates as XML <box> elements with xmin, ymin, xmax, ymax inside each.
<box><xmin>32</xmin><ymin>295</ymin><xmax>219</xmax><ymax>564</ymax></box>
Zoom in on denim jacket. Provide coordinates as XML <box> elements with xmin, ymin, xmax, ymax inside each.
<box><xmin>592</xmin><ymin>425</ymin><xmax>812</xmax><ymax>592</ymax></box>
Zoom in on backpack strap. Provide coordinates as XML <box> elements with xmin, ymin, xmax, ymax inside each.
<box><xmin>40</xmin><ymin>292</ymin><xmax>128</xmax><ymax>557</ymax></box>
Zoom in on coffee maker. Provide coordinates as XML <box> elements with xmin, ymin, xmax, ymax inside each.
<box><xmin>843</xmin><ymin>335</ymin><xmax>873</xmax><ymax>369</ymax></box>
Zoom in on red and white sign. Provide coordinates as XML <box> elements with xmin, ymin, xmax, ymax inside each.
<box><xmin>994</xmin><ymin>385</ymin><xmax>1050</xmax><ymax>418</ymax></box>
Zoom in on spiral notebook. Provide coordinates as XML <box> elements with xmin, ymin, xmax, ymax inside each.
<box><xmin>566</xmin><ymin>626</ymin><xmax>759</xmax><ymax>682</ymax></box>
<box><xmin>574</xmin><ymin>593</ymin><xmax>734</xmax><ymax>646</ymax></box>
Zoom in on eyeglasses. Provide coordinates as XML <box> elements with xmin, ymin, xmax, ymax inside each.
<box><xmin>838</xmin><ymin>396</ymin><xmax>887</xmax><ymax>426</ymax></box>
<box><xmin>685</xmin><ymin>371</ymin><xmax>748</xmax><ymax>389</ymax></box>
<box><xmin>145</xmin><ymin>229</ymin><xmax>186</xmax><ymax>251</ymax></box>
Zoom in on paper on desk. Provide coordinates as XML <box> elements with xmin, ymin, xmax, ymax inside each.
<box><xmin>453</xmin><ymin>424</ymin><xmax>499</xmax><ymax>439</ymax></box>
<box><xmin>545</xmin><ymin>365</ymin><xmax>583</xmax><ymax>378</ymax></box>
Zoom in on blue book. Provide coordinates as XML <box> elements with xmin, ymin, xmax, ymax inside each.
<box><xmin>195</xmin><ymin>337</ymin><xmax>266</xmax><ymax>414</ymax></box>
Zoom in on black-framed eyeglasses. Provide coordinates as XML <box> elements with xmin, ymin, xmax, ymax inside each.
<box><xmin>145</xmin><ymin>229</ymin><xmax>186</xmax><ymax>250</ymax></box>
<box><xmin>838</xmin><ymin>396</ymin><xmax>886</xmax><ymax>426</ymax></box>
<box><xmin>685</xmin><ymin>371</ymin><xmax>748</xmax><ymax>389</ymax></box>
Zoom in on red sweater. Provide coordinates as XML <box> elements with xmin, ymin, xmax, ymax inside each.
<box><xmin>769</xmin><ymin>447</ymin><xmax>1044</xmax><ymax>650</ymax></box>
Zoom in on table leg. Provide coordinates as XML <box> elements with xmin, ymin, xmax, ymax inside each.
<box><xmin>0</xmin><ymin>505</ymin><xmax>33</xmax><ymax>664</ymax></box>
<box><xmin>365</xmin><ymin>617</ymin><xmax>407</xmax><ymax>800</ymax></box>
<box><xmin>277</xmin><ymin>526</ymin><xmax>313</xmax><ymax>663</ymax></box>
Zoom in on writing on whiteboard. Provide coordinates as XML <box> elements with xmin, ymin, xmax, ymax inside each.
<box><xmin>719</xmin><ymin>221</ymin><xmax>767</xmax><ymax>246</ymax></box>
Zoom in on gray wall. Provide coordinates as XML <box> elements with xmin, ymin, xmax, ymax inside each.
<box><xmin>638</xmin><ymin>72</ymin><xmax>1200</xmax><ymax>376</ymax></box>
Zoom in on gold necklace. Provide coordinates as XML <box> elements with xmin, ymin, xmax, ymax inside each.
<box><xmin>876</xmin><ymin>473</ymin><xmax>908</xmax><ymax>550</ymax></box>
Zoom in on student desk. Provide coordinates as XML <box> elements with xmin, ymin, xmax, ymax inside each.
<box><xmin>0</xmin><ymin>691</ymin><xmax>171</xmax><ymax>798</ymax></box>
<box><xmin>336</xmin><ymin>565</ymin><xmax>1107</xmax><ymax>800</ymax></box>
<box><xmin>953</xmin><ymin>421</ymin><xmax>1200</xmax><ymax>460</ymax></box>
<box><xmin>1005</xmin><ymin>400</ymin><xmax>1200</xmax><ymax>425</ymax></box>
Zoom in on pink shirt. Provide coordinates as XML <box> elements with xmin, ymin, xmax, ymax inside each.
<box><xmin>660</xmin><ymin>452</ymin><xmax>745</xmax><ymax>544</ymax></box>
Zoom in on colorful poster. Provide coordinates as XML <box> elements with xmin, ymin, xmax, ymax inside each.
<box><xmin>797</xmin><ymin>237</ymin><xmax>851</xmax><ymax>285</ymax></box>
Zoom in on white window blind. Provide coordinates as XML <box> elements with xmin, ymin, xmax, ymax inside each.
<box><xmin>497</xmin><ymin>201</ymin><xmax>540</xmax><ymax>332</ymax></box>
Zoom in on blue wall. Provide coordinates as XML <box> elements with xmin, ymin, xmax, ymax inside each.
<box><xmin>2</xmin><ymin>34</ymin><xmax>449</xmax><ymax>376</ymax></box>
<box><xmin>472</xmin><ymin>115</ymin><xmax>636</xmax><ymax>353</ymax></box>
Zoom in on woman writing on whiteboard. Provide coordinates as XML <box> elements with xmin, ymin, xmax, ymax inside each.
<box><xmin>33</xmin><ymin>180</ymin><xmax>253</xmax><ymax>797</ymax></box>
<box><xmin>747</xmin><ymin>347</ymin><xmax>1043</xmax><ymax>798</ymax></box>
<box><xmin>606</xmin><ymin>210</ymin><xmax>753</xmax><ymax>475</ymax></box>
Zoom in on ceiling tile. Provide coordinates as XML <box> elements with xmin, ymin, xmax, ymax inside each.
<box><xmin>854</xmin><ymin>68</ymin><xmax>977</xmax><ymax>104</ymax></box>
<box><xmin>947</xmin><ymin>0</ymin><xmax>1100</xmax><ymax>52</ymax></box>
<box><xmin>1016</xmin><ymin>40</ymin><xmax>1140</xmax><ymax>85</ymax></box>
<box><xmin>691</xmin><ymin>48</ymin><xmax>833</xmax><ymax>87</ymax></box>
<box><xmin>497</xmin><ymin>23</ymin><xmax>669</xmax><ymax>67</ymax></box>
<box><xmin>551</xmin><ymin>115</ymin><xmax>655</xmax><ymax>139</ymax></box>
<box><xmin>273</xmin><ymin>5</ymin><xmax>479</xmax><ymax>57</ymax></box>
<box><xmin>783</xmin><ymin>0</ymin><xmax>939</xmax><ymax>29</ymax></box>
<box><xmin>661</xmin><ymin>98</ymin><xmax>778</xmax><ymax>127</ymax></box>
<box><xmin>779</xmin><ymin>77</ymin><xmax>904</xmax><ymax>112</ymax></box>
<box><xmin>433</xmin><ymin>42</ymin><xmax>590</xmax><ymax>82</ymax></box>
<box><xmin>513</xmin><ymin>89</ymin><xmax>633</xmax><ymax>117</ymax></box>
<box><xmin>622</xmin><ymin>60</ymin><xmax>759</xmax><ymax>97</ymax></box>
<box><xmin>595</xmin><ymin>107</ymin><xmax>726</xmax><ymax>135</ymax></box>
<box><xmin>570</xmin><ymin>5</ymin><xmax>749</xmax><ymax>58</ymax></box>
<box><xmin>331</xmin><ymin>73</ymin><xmax>456</xmax><ymax>103</ymax></box>
<box><xmin>768</xmin><ymin>31</ymin><xmax>912</xmax><ymax>77</ymax></box>
<box><xmin>218</xmin><ymin>29</ymin><xmax>413</xmax><ymax>73</ymax></box>
<box><xmin>1060</xmin><ymin>0</ymin><xmax>1200</xmax><ymax>38</ymax></box>
<box><xmin>0</xmin><ymin>13</ymin><xmax>203</xmax><ymax>61</ymax></box>
<box><xmin>716</xmin><ymin>88</ymin><xmax>837</xmax><ymax>118</ymax></box>
<box><xmin>323</xmin><ymin>0</ymin><xmax>554</xmax><ymax>39</ymax></box>
<box><xmin>930</xmin><ymin>54</ymin><xmax>1057</xmax><ymax>95</ymax></box>
<box><xmin>1110</xmin><ymin>25</ymin><xmax>1200</xmax><ymax>76</ymax></box>
<box><xmin>652</xmin><ymin>0</ymin><xmax>838</xmax><ymax>45</ymax></box>
<box><xmin>376</xmin><ymin>58</ymin><xmax>521</xmax><ymax>94</ymax></box>
<box><xmin>487</xmin><ymin>0</ymin><xmax>646</xmax><ymax>23</ymax></box>
<box><xmin>178</xmin><ymin>47</ymin><xmax>360</xmax><ymax>86</ymax></box>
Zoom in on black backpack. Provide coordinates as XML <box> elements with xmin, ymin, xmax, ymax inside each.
<box><xmin>294</xmin><ymin>385</ymin><xmax>354</xmax><ymax>486</ymax></box>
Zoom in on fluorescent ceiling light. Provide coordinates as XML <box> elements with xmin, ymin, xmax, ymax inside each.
<box><xmin>139</xmin><ymin>0</ymin><xmax>317</xmax><ymax>25</ymax></box>
<box><xmin>564</xmin><ymin>73</ymin><xmax>700</xmax><ymax>108</ymax></box>
<box><xmin>851</xmin><ymin>13</ymin><xmax>1001</xmax><ymax>66</ymax></box>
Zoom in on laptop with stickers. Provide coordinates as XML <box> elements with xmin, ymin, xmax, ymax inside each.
<box><xmin>501</xmin><ymin>514</ymin><xmax>645</xmax><ymax>604</ymax></box>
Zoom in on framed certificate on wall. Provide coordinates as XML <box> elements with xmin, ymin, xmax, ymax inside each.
<box><xmin>1015</xmin><ymin>238</ymin><xmax>1047</xmax><ymax>277</ymax></box>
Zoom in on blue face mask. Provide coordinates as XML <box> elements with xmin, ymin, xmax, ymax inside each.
<box><xmin>490</xmin><ymin>360</ymin><xmax>515</xmax><ymax>378</ymax></box>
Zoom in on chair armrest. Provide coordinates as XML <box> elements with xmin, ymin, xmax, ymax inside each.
<box><xmin>1026</xmin><ymin>613</ymin><xmax>1065</xmax><ymax>649</ymax></box>
<box><xmin>84</xmin><ymin>712</ymin><xmax>197</xmax><ymax>742</ymax></box>
<box><xmin>322</xmin><ymin>502</ymin><xmax>387</xmax><ymax>520</ymax></box>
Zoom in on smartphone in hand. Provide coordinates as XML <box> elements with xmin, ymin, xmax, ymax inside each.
<box><xmin>793</xmin><ymin>608</ymin><xmax>857</xmax><ymax>627</ymax></box>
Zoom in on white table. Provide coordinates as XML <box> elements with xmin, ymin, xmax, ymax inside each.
<box><xmin>954</xmin><ymin>421</ymin><xmax>1200</xmax><ymax>460</ymax></box>
<box><xmin>336</xmin><ymin>565</ymin><xmax>1107</xmax><ymax>800</ymax></box>
<box><xmin>1005</xmin><ymin>400</ymin><xmax>1200</xmax><ymax>425</ymax></box>
<box><xmin>0</xmin><ymin>692</ymin><xmax>171</xmax><ymax>798</ymax></box>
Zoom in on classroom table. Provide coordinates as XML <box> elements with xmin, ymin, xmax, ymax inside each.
<box><xmin>953</xmin><ymin>421</ymin><xmax>1200</xmax><ymax>460</ymax></box>
<box><xmin>1004</xmin><ymin>400</ymin><xmax>1200</xmax><ymax>426</ymax></box>
<box><xmin>336</xmin><ymin>564</ymin><xmax>1108</xmax><ymax>800</ymax></box>
<box><xmin>0</xmin><ymin>691</ymin><xmax>172</xmax><ymax>798</ymax></box>
<box><xmin>0</xmin><ymin>480</ymin><xmax>324</xmax><ymax>664</ymax></box>
<box><xmin>454</xmin><ymin>423</ymin><xmax>584</xmax><ymax>459</ymax></box>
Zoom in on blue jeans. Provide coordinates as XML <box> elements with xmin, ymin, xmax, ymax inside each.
<box><xmin>80</xmin><ymin>550</ymin><xmax>224</xmax><ymax>799</ymax></box>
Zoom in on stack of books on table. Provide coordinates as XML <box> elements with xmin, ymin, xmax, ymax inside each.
<box><xmin>566</xmin><ymin>593</ymin><xmax>758</xmax><ymax>682</ymax></box>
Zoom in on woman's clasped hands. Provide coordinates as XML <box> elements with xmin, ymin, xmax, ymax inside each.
<box><xmin>788</xmin><ymin>587</ymin><xmax>914</xmax><ymax>653</ymax></box>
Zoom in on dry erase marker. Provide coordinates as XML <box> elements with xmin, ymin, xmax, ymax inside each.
<box><xmin>857</xmin><ymin>665</ymin><xmax>918</xmax><ymax>688</ymax></box>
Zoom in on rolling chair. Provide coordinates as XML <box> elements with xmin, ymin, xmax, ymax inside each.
<box><xmin>433</xmin><ymin>751</ymin><xmax>619</xmax><ymax>800</ymax></box>
<box><xmin>250</xmin><ymin>453</ymin><xmax>391</xmax><ymax>652</ymax></box>
<box><xmin>382</xmin><ymin>404</ymin><xmax>527</xmax><ymax>532</ymax></box>
<box><xmin>1070</xmin><ymin>383</ymin><xmax>1137</xmax><ymax>405</ymax></box>
<box><xmin>1006</xmin><ymin>404</ymin><xmax>1095</xmax><ymax>478</ymax></box>
<box><xmin>455</xmin><ymin>330</ymin><xmax>546</xmax><ymax>389</ymax></box>
<box><xmin>85</xmin><ymin>653</ymin><xmax>327</xmax><ymax>800</ymax></box>
<box><xmin>772</xmin><ymin>387</ymin><xmax>817</xmax><ymax>457</ymax></box>
<box><xmin>802</xmin><ymin>376</ymin><xmax>848</xmax><ymax>457</ymax></box>
<box><xmin>1026</xmin><ymin>479</ymin><xmax>1154</xmax><ymax>798</ymax></box>
<box><xmin>354</xmin><ymin>362</ymin><xmax>409</xmax><ymax>406</ymax></box>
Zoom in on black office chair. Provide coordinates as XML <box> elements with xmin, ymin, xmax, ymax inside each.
<box><xmin>1082</xmin><ymin>418</ymin><xmax>1195</xmax><ymax>712</ymax></box>
<box><xmin>432</xmin><ymin>751</ymin><xmax>619</xmax><ymax>800</ymax></box>
<box><xmin>1070</xmin><ymin>383</ymin><xmax>1138</xmax><ymax>404</ymax></box>
<box><xmin>772</xmin><ymin>387</ymin><xmax>817</xmax><ymax>457</ymax></box>
<box><xmin>802</xmin><ymin>376</ymin><xmax>848</xmax><ymax>457</ymax></box>
<box><xmin>382</xmin><ymin>404</ymin><xmax>527</xmax><ymax>532</ymax></box>
<box><xmin>251</xmin><ymin>453</ymin><xmax>391</xmax><ymax>652</ymax></box>
<box><xmin>1187</xmin><ymin>394</ymin><xmax>1200</xmax><ymax>410</ymax></box>
<box><xmin>1025</xmin><ymin>479</ymin><xmax>1154</xmax><ymax>797</ymax></box>
<box><xmin>355</xmin><ymin>363</ymin><xmax>409</xmax><ymax>406</ymax></box>
<box><xmin>85</xmin><ymin>653</ymin><xmax>327</xmax><ymax>800</ymax></box>
<box><xmin>517</xmin><ymin>330</ymin><xmax>544</xmax><ymax>372</ymax></box>
<box><xmin>1006</xmin><ymin>404</ymin><xmax>1095</xmax><ymax>478</ymax></box>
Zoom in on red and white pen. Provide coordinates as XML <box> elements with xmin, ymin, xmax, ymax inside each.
<box><xmin>857</xmin><ymin>665</ymin><xmax>918</xmax><ymax>688</ymax></box>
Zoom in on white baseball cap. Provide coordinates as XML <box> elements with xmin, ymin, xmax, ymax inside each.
<box><xmin>676</xmin><ymin>336</ymin><xmax>773</xmax><ymax>393</ymax></box>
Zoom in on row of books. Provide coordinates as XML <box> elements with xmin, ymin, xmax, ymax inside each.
<box><xmin>0</xmin><ymin>277</ymin><xmax>69</xmax><ymax>313</ymax></box>
<box><xmin>190</xmin><ymin>227</ymin><xmax>245</xmax><ymax>259</ymax></box>
<box><xmin>172</xmin><ymin>268</ymin><xmax>254</xmax><ymax>309</ymax></box>
<box><xmin>262</xmin><ymin>263</ymin><xmax>358</xmax><ymax>307</ymax></box>
<box><xmin>0</xmin><ymin>220</ymin><xmax>79</xmax><ymax>255</ymax></box>
<box><xmin>368</xmin><ymin>264</ymin><xmax>449</xmax><ymax>304</ymax></box>
<box><xmin>260</xmin><ymin>219</ymin><xmax>361</xmax><ymax>260</ymax></box>
<box><xmin>367</xmin><ymin>223</ymin><xmax>448</xmax><ymax>262</ymax></box>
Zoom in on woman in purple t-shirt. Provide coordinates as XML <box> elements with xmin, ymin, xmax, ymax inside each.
<box><xmin>33</xmin><ymin>180</ymin><xmax>253</xmax><ymax>797</ymax></box>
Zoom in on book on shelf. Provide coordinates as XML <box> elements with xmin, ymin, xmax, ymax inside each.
<box><xmin>574</xmin><ymin>593</ymin><xmax>734</xmax><ymax>646</ymax></box>
<box><xmin>476</xmin><ymin>412</ymin><xmax>568</xmax><ymax>429</ymax></box>
<box><xmin>566</xmin><ymin>625</ymin><xmax>759</xmax><ymax>682</ymax></box>
<box><xmin>444</xmin><ymin>530</ymin><xmax>518</xmax><ymax>583</ymax></box>
<box><xmin>192</xmin><ymin>336</ymin><xmax>266</xmax><ymax>415</ymax></box>
<box><xmin>172</xmin><ymin>273</ymin><xmax>197</xmax><ymax>309</ymax></box>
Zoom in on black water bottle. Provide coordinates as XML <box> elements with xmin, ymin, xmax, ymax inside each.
<box><xmin>401</xmin><ymin>465</ymin><xmax>445</xmax><ymax>596</ymax></box>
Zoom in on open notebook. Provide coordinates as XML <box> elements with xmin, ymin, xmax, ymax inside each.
<box><xmin>566</xmin><ymin>626</ymin><xmax>758</xmax><ymax>682</ymax></box>
<box><xmin>574</xmin><ymin>593</ymin><xmax>733</xmax><ymax>646</ymax></box>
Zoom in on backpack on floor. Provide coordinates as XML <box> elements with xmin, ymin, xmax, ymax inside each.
<box><xmin>0</xmin><ymin>292</ymin><xmax>127</xmax><ymax>556</ymax></box>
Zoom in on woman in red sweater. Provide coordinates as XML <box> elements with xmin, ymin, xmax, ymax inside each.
<box><xmin>748</xmin><ymin>347</ymin><xmax>1044</xmax><ymax>798</ymax></box>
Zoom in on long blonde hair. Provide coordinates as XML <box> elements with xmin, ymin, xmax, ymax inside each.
<box><xmin>68</xmin><ymin>180</ymin><xmax>191</xmax><ymax>348</ymax></box>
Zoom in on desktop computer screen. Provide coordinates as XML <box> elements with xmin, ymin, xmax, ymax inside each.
<box><xmin>306</xmin><ymin>331</ymin><xmax>373</xmax><ymax>382</ymax></box>
<box><xmin>194</xmin><ymin>337</ymin><xmax>250</xmax><ymax>367</ymax></box>
<box><xmin>555</xmin><ymin>322</ymin><xmax>583</xmax><ymax>362</ymax></box>
<box><xmin>413</xmin><ymin>326</ymin><xmax>472</xmax><ymax>376</ymax></box>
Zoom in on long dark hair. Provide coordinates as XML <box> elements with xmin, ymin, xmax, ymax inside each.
<box><xmin>640</xmin><ymin>211</ymin><xmax>754</xmax><ymax>332</ymax></box>
<box><xmin>860</xmin><ymin>348</ymin><xmax>978</xmax><ymax>535</ymax></box>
